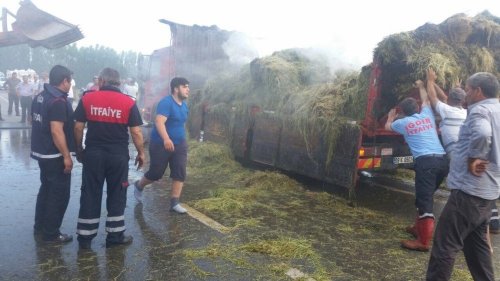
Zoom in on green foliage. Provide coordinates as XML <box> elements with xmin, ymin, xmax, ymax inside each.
<box><xmin>0</xmin><ymin>44</ymin><xmax>139</xmax><ymax>88</ymax></box>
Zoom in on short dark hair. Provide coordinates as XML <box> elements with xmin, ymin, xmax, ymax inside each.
<box><xmin>466</xmin><ymin>72</ymin><xmax>500</xmax><ymax>98</ymax></box>
<box><xmin>49</xmin><ymin>65</ymin><xmax>72</xmax><ymax>86</ymax></box>
<box><xmin>170</xmin><ymin>77</ymin><xmax>189</xmax><ymax>93</ymax></box>
<box><xmin>399</xmin><ymin>98</ymin><xmax>419</xmax><ymax>116</ymax></box>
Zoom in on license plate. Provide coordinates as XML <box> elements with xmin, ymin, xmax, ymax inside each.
<box><xmin>393</xmin><ymin>156</ymin><xmax>413</xmax><ymax>164</ymax></box>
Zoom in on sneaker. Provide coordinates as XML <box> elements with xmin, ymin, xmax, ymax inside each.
<box><xmin>170</xmin><ymin>204</ymin><xmax>187</xmax><ymax>214</ymax></box>
<box><xmin>106</xmin><ymin>235</ymin><xmax>133</xmax><ymax>248</ymax></box>
<box><xmin>133</xmin><ymin>180</ymin><xmax>143</xmax><ymax>203</ymax></box>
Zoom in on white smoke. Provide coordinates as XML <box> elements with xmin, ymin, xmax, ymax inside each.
<box><xmin>222</xmin><ymin>32</ymin><xmax>259</xmax><ymax>65</ymax></box>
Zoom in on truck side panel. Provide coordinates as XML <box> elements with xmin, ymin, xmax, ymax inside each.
<box><xmin>325</xmin><ymin>124</ymin><xmax>362</xmax><ymax>189</ymax></box>
<box><xmin>275</xmin><ymin>121</ymin><xmax>325</xmax><ymax>180</ymax></box>
<box><xmin>249</xmin><ymin>114</ymin><xmax>282</xmax><ymax>166</ymax></box>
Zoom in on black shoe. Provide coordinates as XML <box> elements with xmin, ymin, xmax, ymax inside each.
<box><xmin>79</xmin><ymin>240</ymin><xmax>92</xmax><ymax>250</ymax></box>
<box><xmin>44</xmin><ymin>233</ymin><xmax>73</xmax><ymax>244</ymax></box>
<box><xmin>106</xmin><ymin>235</ymin><xmax>133</xmax><ymax>248</ymax></box>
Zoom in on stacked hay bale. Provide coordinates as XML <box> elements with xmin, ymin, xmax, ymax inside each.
<box><xmin>193</xmin><ymin>48</ymin><xmax>369</xmax><ymax>163</ymax></box>
<box><xmin>374</xmin><ymin>10</ymin><xmax>500</xmax><ymax>118</ymax></box>
<box><xmin>191</xmin><ymin>10</ymin><xmax>500</xmax><ymax>163</ymax></box>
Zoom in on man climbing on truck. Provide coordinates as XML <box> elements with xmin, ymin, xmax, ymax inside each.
<box><xmin>385</xmin><ymin>80</ymin><xmax>449</xmax><ymax>251</ymax></box>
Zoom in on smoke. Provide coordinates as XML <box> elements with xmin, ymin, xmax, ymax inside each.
<box><xmin>222</xmin><ymin>32</ymin><xmax>259</xmax><ymax>65</ymax></box>
<box><xmin>295</xmin><ymin>47</ymin><xmax>361</xmax><ymax>76</ymax></box>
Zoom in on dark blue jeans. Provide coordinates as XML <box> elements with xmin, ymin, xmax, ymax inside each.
<box><xmin>414</xmin><ymin>154</ymin><xmax>449</xmax><ymax>217</ymax></box>
<box><xmin>34</xmin><ymin>158</ymin><xmax>71</xmax><ymax>240</ymax></box>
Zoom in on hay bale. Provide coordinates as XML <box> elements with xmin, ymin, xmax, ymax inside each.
<box><xmin>414</xmin><ymin>23</ymin><xmax>445</xmax><ymax>43</ymax></box>
<box><xmin>439</xmin><ymin>13</ymin><xmax>472</xmax><ymax>44</ymax></box>
<box><xmin>407</xmin><ymin>44</ymin><xmax>460</xmax><ymax>88</ymax></box>
<box><xmin>374</xmin><ymin>10</ymin><xmax>500</xmax><ymax>116</ymax></box>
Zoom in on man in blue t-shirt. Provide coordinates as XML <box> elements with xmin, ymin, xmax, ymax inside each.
<box><xmin>385</xmin><ymin>80</ymin><xmax>448</xmax><ymax>252</ymax></box>
<box><xmin>133</xmin><ymin>77</ymin><xmax>190</xmax><ymax>214</ymax></box>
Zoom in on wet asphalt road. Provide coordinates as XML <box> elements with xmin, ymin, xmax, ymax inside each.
<box><xmin>0</xmin><ymin>127</ymin><xmax>225</xmax><ymax>281</ymax></box>
<box><xmin>2</xmin><ymin>89</ymin><xmax>500</xmax><ymax>281</ymax></box>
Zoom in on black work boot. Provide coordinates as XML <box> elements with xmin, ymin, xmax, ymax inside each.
<box><xmin>106</xmin><ymin>235</ymin><xmax>133</xmax><ymax>248</ymax></box>
<box><xmin>78</xmin><ymin>237</ymin><xmax>92</xmax><ymax>250</ymax></box>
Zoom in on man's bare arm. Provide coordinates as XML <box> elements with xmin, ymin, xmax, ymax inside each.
<box><xmin>385</xmin><ymin>109</ymin><xmax>397</xmax><ymax>131</ymax></box>
<box><xmin>74</xmin><ymin>121</ymin><xmax>85</xmax><ymax>163</ymax></box>
<box><xmin>434</xmin><ymin>84</ymin><xmax>448</xmax><ymax>103</ymax></box>
<box><xmin>416</xmin><ymin>80</ymin><xmax>430</xmax><ymax>106</ymax></box>
<box><xmin>155</xmin><ymin>114</ymin><xmax>174</xmax><ymax>151</ymax></box>
<box><xmin>129</xmin><ymin>126</ymin><xmax>145</xmax><ymax>169</ymax></box>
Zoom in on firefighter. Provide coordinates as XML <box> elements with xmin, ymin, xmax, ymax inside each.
<box><xmin>385</xmin><ymin>80</ymin><xmax>449</xmax><ymax>252</ymax></box>
<box><xmin>132</xmin><ymin>77</ymin><xmax>189</xmax><ymax>214</ymax></box>
<box><xmin>74</xmin><ymin>67</ymin><xmax>145</xmax><ymax>249</ymax></box>
<box><xmin>31</xmin><ymin>65</ymin><xmax>75</xmax><ymax>243</ymax></box>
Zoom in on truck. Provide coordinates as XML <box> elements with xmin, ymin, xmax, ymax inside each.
<box><xmin>138</xmin><ymin>12</ymin><xmax>500</xmax><ymax>192</ymax></box>
<box><xmin>137</xmin><ymin>19</ymin><xmax>255</xmax><ymax>122</ymax></box>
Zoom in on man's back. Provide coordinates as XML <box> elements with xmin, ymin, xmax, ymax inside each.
<box><xmin>391</xmin><ymin>105</ymin><xmax>445</xmax><ymax>158</ymax></box>
<box><xmin>73</xmin><ymin>86</ymin><xmax>142</xmax><ymax>153</ymax></box>
<box><xmin>435</xmin><ymin>101</ymin><xmax>467</xmax><ymax>154</ymax></box>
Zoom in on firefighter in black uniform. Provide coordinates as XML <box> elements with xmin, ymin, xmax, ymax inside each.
<box><xmin>31</xmin><ymin>65</ymin><xmax>75</xmax><ymax>243</ymax></box>
<box><xmin>74</xmin><ymin>67</ymin><xmax>145</xmax><ymax>249</ymax></box>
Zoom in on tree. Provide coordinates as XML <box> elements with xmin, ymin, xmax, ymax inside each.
<box><xmin>0</xmin><ymin>44</ymin><xmax>140</xmax><ymax>88</ymax></box>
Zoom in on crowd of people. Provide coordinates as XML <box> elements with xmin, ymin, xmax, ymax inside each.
<box><xmin>386</xmin><ymin>69</ymin><xmax>500</xmax><ymax>280</ymax></box>
<box><xmin>0</xmin><ymin>72</ymin><xmax>139</xmax><ymax>122</ymax></box>
<box><xmin>30</xmin><ymin>64</ymin><xmax>190</xmax><ymax>250</ymax></box>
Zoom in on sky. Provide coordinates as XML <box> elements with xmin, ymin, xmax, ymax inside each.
<box><xmin>2</xmin><ymin>0</ymin><xmax>500</xmax><ymax>68</ymax></box>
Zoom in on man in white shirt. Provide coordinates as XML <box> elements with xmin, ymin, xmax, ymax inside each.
<box><xmin>426</xmin><ymin>69</ymin><xmax>467</xmax><ymax>156</ymax></box>
<box><xmin>123</xmin><ymin>78</ymin><xmax>138</xmax><ymax>100</ymax></box>
<box><xmin>67</xmin><ymin>78</ymin><xmax>76</xmax><ymax>105</ymax></box>
<box><xmin>16</xmin><ymin>75</ymin><xmax>35</xmax><ymax>123</ymax></box>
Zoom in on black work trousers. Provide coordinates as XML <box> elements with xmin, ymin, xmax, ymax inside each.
<box><xmin>426</xmin><ymin>190</ymin><xmax>496</xmax><ymax>281</ymax></box>
<box><xmin>34</xmin><ymin>158</ymin><xmax>71</xmax><ymax>240</ymax></box>
<box><xmin>414</xmin><ymin>155</ymin><xmax>448</xmax><ymax>217</ymax></box>
<box><xmin>8</xmin><ymin>93</ymin><xmax>19</xmax><ymax>115</ymax></box>
<box><xmin>77</xmin><ymin>148</ymin><xmax>129</xmax><ymax>243</ymax></box>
